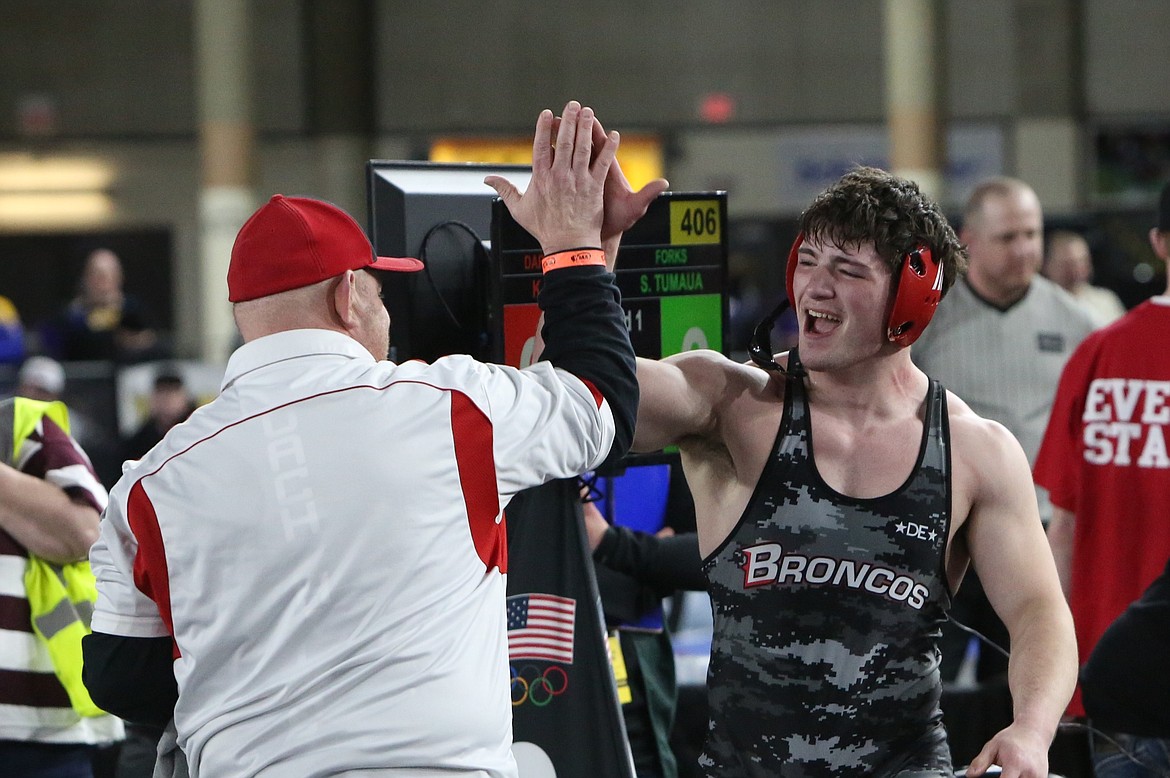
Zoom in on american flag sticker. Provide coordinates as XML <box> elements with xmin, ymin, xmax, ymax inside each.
<box><xmin>507</xmin><ymin>593</ymin><xmax>576</xmax><ymax>664</ymax></box>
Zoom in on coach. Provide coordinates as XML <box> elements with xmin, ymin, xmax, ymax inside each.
<box><xmin>81</xmin><ymin>101</ymin><xmax>651</xmax><ymax>778</ymax></box>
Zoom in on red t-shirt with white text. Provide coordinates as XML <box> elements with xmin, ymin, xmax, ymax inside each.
<box><xmin>1034</xmin><ymin>297</ymin><xmax>1170</xmax><ymax>715</ymax></box>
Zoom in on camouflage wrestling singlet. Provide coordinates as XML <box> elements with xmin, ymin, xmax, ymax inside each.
<box><xmin>700</xmin><ymin>353</ymin><xmax>954</xmax><ymax>777</ymax></box>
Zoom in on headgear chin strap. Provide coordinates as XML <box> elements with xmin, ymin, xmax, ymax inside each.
<box><xmin>748</xmin><ymin>299</ymin><xmax>803</xmax><ymax>376</ymax></box>
<box><xmin>747</xmin><ymin>236</ymin><xmax>807</xmax><ymax>375</ymax></box>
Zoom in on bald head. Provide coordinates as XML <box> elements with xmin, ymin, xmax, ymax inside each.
<box><xmin>963</xmin><ymin>178</ymin><xmax>1038</xmax><ymax>227</ymax></box>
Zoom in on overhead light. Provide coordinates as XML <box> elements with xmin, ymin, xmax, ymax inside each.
<box><xmin>0</xmin><ymin>154</ymin><xmax>115</xmax><ymax>193</ymax></box>
<box><xmin>0</xmin><ymin>154</ymin><xmax>116</xmax><ymax>228</ymax></box>
<box><xmin>0</xmin><ymin>192</ymin><xmax>114</xmax><ymax>227</ymax></box>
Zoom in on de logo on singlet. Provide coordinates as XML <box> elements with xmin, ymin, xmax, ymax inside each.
<box><xmin>738</xmin><ymin>542</ymin><xmax>930</xmax><ymax>610</ymax></box>
<box><xmin>896</xmin><ymin>521</ymin><xmax>938</xmax><ymax>542</ymax></box>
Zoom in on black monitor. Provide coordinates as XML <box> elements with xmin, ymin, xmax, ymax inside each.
<box><xmin>366</xmin><ymin>160</ymin><xmax>532</xmax><ymax>363</ymax></box>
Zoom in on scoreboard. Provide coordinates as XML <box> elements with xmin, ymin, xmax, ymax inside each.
<box><xmin>491</xmin><ymin>192</ymin><xmax>728</xmax><ymax>370</ymax></box>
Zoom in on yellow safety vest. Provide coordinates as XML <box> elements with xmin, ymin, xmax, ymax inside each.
<box><xmin>5</xmin><ymin>396</ymin><xmax>105</xmax><ymax>717</ymax></box>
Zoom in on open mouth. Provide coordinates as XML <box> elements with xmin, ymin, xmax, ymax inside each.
<box><xmin>805</xmin><ymin>309</ymin><xmax>842</xmax><ymax>335</ymax></box>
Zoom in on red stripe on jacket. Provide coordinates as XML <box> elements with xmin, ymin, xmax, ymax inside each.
<box><xmin>450</xmin><ymin>392</ymin><xmax>506</xmax><ymax>573</ymax></box>
<box><xmin>127</xmin><ymin>481</ymin><xmax>179</xmax><ymax>658</ymax></box>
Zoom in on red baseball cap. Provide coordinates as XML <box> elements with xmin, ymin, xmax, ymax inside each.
<box><xmin>228</xmin><ymin>194</ymin><xmax>423</xmax><ymax>303</ymax></box>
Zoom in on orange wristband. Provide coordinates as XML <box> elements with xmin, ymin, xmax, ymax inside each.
<box><xmin>541</xmin><ymin>247</ymin><xmax>606</xmax><ymax>274</ymax></box>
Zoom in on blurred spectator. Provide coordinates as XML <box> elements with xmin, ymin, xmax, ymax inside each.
<box><xmin>581</xmin><ymin>472</ymin><xmax>705</xmax><ymax>778</ymax></box>
<box><xmin>119</xmin><ymin>367</ymin><xmax>196</xmax><ymax>463</ymax></box>
<box><xmin>12</xmin><ymin>356</ymin><xmax>120</xmax><ymax>489</ymax></box>
<box><xmin>16</xmin><ymin>356</ymin><xmax>67</xmax><ymax>402</ymax></box>
<box><xmin>42</xmin><ymin>249</ymin><xmax>163</xmax><ymax>364</ymax></box>
<box><xmin>1043</xmin><ymin>230</ymin><xmax>1127</xmax><ymax>328</ymax></box>
<box><xmin>911</xmin><ymin>177</ymin><xmax>1095</xmax><ymax>684</ymax></box>
<box><xmin>1079</xmin><ymin>556</ymin><xmax>1170</xmax><ymax>777</ymax></box>
<box><xmin>0</xmin><ymin>396</ymin><xmax>124</xmax><ymax>776</ymax></box>
<box><xmin>0</xmin><ymin>294</ymin><xmax>26</xmax><ymax>365</ymax></box>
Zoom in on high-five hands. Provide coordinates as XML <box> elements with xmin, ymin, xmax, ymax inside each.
<box><xmin>588</xmin><ymin>117</ymin><xmax>669</xmax><ymax>249</ymax></box>
<box><xmin>549</xmin><ymin>113</ymin><xmax>669</xmax><ymax>270</ymax></box>
<box><xmin>485</xmin><ymin>101</ymin><xmax>616</xmax><ymax>256</ymax></box>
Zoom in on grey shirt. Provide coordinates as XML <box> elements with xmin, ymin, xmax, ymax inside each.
<box><xmin>911</xmin><ymin>275</ymin><xmax>1095</xmax><ymax>522</ymax></box>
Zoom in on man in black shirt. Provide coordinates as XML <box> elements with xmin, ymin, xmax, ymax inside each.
<box><xmin>1081</xmin><ymin>556</ymin><xmax>1170</xmax><ymax>777</ymax></box>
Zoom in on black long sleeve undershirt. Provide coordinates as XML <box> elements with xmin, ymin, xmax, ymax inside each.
<box><xmin>82</xmin><ymin>632</ymin><xmax>177</xmax><ymax>728</ymax></box>
<box><xmin>592</xmin><ymin>527</ymin><xmax>705</xmax><ymax>628</ymax></box>
<box><xmin>537</xmin><ymin>265</ymin><xmax>638</xmax><ymax>468</ymax></box>
<box><xmin>594</xmin><ymin>525</ymin><xmax>707</xmax><ymax>595</ymax></box>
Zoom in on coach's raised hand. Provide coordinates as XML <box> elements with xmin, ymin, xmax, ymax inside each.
<box><xmin>485</xmin><ymin>101</ymin><xmax>618</xmax><ymax>255</ymax></box>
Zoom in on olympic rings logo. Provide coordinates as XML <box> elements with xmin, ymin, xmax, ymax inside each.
<box><xmin>510</xmin><ymin>664</ymin><xmax>569</xmax><ymax>707</ymax></box>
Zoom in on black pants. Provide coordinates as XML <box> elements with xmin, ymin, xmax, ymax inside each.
<box><xmin>113</xmin><ymin>724</ymin><xmax>165</xmax><ymax>778</ymax></box>
<box><xmin>0</xmin><ymin>740</ymin><xmax>96</xmax><ymax>778</ymax></box>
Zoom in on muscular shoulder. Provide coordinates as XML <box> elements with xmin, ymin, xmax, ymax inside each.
<box><xmin>668</xmin><ymin>350</ymin><xmax>781</xmax><ymax>414</ymax></box>
<box><xmin>947</xmin><ymin>391</ymin><xmax>1022</xmax><ymax>456</ymax></box>
<box><xmin>664</xmin><ymin>348</ymin><xmax>770</xmax><ymax>387</ymax></box>
<box><xmin>636</xmin><ymin>349</ymin><xmax>783</xmax><ymax>454</ymax></box>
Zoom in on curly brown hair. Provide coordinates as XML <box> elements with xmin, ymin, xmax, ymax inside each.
<box><xmin>798</xmin><ymin>166</ymin><xmax>968</xmax><ymax>297</ymax></box>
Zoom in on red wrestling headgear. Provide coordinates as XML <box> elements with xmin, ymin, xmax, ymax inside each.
<box><xmin>785</xmin><ymin>232</ymin><xmax>942</xmax><ymax>347</ymax></box>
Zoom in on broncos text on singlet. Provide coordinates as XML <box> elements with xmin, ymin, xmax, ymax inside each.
<box><xmin>701</xmin><ymin>355</ymin><xmax>954</xmax><ymax>777</ymax></box>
